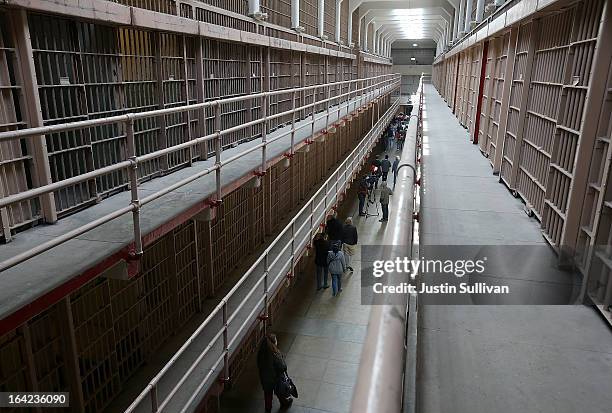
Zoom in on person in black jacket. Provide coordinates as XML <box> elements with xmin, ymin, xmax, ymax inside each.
<box><xmin>257</xmin><ymin>334</ymin><xmax>293</xmax><ymax>412</ymax></box>
<box><xmin>342</xmin><ymin>217</ymin><xmax>358</xmax><ymax>272</ymax></box>
<box><xmin>325</xmin><ymin>214</ymin><xmax>344</xmax><ymax>246</ymax></box>
<box><xmin>313</xmin><ymin>233</ymin><xmax>330</xmax><ymax>290</ymax></box>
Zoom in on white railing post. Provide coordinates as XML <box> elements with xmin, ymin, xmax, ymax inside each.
<box><xmin>262</xmin><ymin>94</ymin><xmax>268</xmax><ymax>172</ymax></box>
<box><xmin>126</xmin><ymin>117</ymin><xmax>143</xmax><ymax>256</ymax></box>
<box><xmin>214</xmin><ymin>103</ymin><xmax>222</xmax><ymax>202</ymax></box>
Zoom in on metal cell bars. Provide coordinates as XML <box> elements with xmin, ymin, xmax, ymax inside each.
<box><xmin>193</xmin><ymin>3</ymin><xmax>257</xmax><ymax>33</ymax></box>
<box><xmin>467</xmin><ymin>45</ymin><xmax>482</xmax><ymax>139</ymax></box>
<box><xmin>69</xmin><ymin>277</ymin><xmax>121</xmax><ymax>412</ymax></box>
<box><xmin>124</xmin><ymin>92</ymin><xmax>399</xmax><ymax>413</ymax></box>
<box><xmin>114</xmin><ymin>0</ymin><xmax>176</xmax><ymax>15</ymax></box>
<box><xmin>486</xmin><ymin>33</ymin><xmax>509</xmax><ymax>167</ymax></box>
<box><xmin>500</xmin><ymin>22</ymin><xmax>533</xmax><ymax>192</ymax></box>
<box><xmin>477</xmin><ymin>39</ymin><xmax>495</xmax><ymax>154</ymax></box>
<box><xmin>0</xmin><ymin>73</ymin><xmax>399</xmax><ymax>272</ymax></box>
<box><xmin>455</xmin><ymin>49</ymin><xmax>470</xmax><ymax>126</ymax></box>
<box><xmin>0</xmin><ymin>330</ymin><xmax>29</xmax><ymax>407</ymax></box>
<box><xmin>0</xmin><ymin>13</ymin><xmax>39</xmax><ymax>239</ymax></box>
<box><xmin>324</xmin><ymin>0</ymin><xmax>337</xmax><ymax>40</ymax></box>
<box><xmin>201</xmin><ymin>40</ymin><xmax>249</xmax><ymax>150</ymax></box>
<box><xmin>542</xmin><ymin>0</ymin><xmax>605</xmax><ymax>247</ymax></box>
<box><xmin>340</xmin><ymin>0</ymin><xmax>349</xmax><ymax>44</ymax></box>
<box><xmin>29</xmin><ymin>14</ymin><xmax>98</xmax><ymax>215</ymax></box>
<box><xmin>27</xmin><ymin>303</ymin><xmax>72</xmax><ymax>397</ymax></box>
<box><xmin>269</xmin><ymin>49</ymin><xmax>298</xmax><ymax>133</ymax></box>
<box><xmin>301</xmin><ymin>0</ymin><xmax>319</xmax><ymax>37</ymax></box>
<box><xmin>261</xmin><ymin>0</ymin><xmax>292</xmax><ymax>28</ymax></box>
<box><xmin>580</xmin><ymin>60</ymin><xmax>612</xmax><ymax>314</ymax></box>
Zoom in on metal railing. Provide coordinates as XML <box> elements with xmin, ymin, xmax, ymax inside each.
<box><xmin>0</xmin><ymin>73</ymin><xmax>400</xmax><ymax>273</ymax></box>
<box><xmin>350</xmin><ymin>74</ymin><xmax>425</xmax><ymax>413</ymax></box>
<box><xmin>123</xmin><ymin>87</ymin><xmax>401</xmax><ymax>413</ymax></box>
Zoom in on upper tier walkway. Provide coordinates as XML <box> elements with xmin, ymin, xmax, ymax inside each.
<box><xmin>417</xmin><ymin>84</ymin><xmax>612</xmax><ymax>413</ymax></box>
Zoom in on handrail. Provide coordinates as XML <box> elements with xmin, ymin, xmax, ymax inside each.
<box><xmin>123</xmin><ymin>88</ymin><xmax>402</xmax><ymax>413</ymax></box>
<box><xmin>0</xmin><ymin>73</ymin><xmax>401</xmax><ymax>273</ymax></box>
<box><xmin>350</xmin><ymin>74</ymin><xmax>425</xmax><ymax>413</ymax></box>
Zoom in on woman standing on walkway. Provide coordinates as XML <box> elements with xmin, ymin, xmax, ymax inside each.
<box><xmin>313</xmin><ymin>233</ymin><xmax>330</xmax><ymax>290</ymax></box>
<box><xmin>257</xmin><ymin>334</ymin><xmax>293</xmax><ymax>412</ymax></box>
<box><xmin>327</xmin><ymin>242</ymin><xmax>347</xmax><ymax>296</ymax></box>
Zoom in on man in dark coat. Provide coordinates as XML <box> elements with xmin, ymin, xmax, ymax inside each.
<box><xmin>313</xmin><ymin>233</ymin><xmax>330</xmax><ymax>290</ymax></box>
<box><xmin>325</xmin><ymin>214</ymin><xmax>344</xmax><ymax>245</ymax></box>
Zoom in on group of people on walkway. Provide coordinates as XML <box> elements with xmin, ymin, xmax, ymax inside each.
<box><xmin>385</xmin><ymin>113</ymin><xmax>409</xmax><ymax>151</ymax></box>
<box><xmin>312</xmin><ymin>215</ymin><xmax>358</xmax><ymax>297</ymax></box>
<box><xmin>255</xmin><ymin>114</ymin><xmax>411</xmax><ymax>413</ymax></box>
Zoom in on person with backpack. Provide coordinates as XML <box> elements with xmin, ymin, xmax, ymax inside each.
<box><xmin>257</xmin><ymin>333</ymin><xmax>294</xmax><ymax>412</ymax></box>
<box><xmin>327</xmin><ymin>242</ymin><xmax>347</xmax><ymax>296</ymax></box>
<box><xmin>313</xmin><ymin>233</ymin><xmax>330</xmax><ymax>290</ymax></box>
<box><xmin>380</xmin><ymin>155</ymin><xmax>392</xmax><ymax>182</ymax></box>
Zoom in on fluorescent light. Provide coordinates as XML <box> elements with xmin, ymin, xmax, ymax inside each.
<box><xmin>410</xmin><ymin>57</ymin><xmax>416</xmax><ymax>61</ymax></box>
<box><xmin>413</xmin><ymin>43</ymin><xmax>418</xmax><ymax>47</ymax></box>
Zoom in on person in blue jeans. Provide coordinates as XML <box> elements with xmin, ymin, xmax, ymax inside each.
<box><xmin>327</xmin><ymin>241</ymin><xmax>346</xmax><ymax>296</ymax></box>
<box><xmin>313</xmin><ymin>233</ymin><xmax>329</xmax><ymax>290</ymax></box>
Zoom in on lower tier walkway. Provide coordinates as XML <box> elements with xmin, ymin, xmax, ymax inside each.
<box><xmin>219</xmin><ymin>144</ymin><xmax>399</xmax><ymax>413</ymax></box>
<box><xmin>417</xmin><ymin>84</ymin><xmax>612</xmax><ymax>413</ymax></box>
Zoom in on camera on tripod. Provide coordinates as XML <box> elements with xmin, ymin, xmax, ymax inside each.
<box><xmin>366</xmin><ymin>165</ymin><xmax>381</xmax><ymax>202</ymax></box>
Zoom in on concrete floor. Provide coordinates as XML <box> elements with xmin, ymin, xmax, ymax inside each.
<box><xmin>417</xmin><ymin>84</ymin><xmax>612</xmax><ymax>413</ymax></box>
<box><xmin>219</xmin><ymin>148</ymin><xmax>396</xmax><ymax>413</ymax></box>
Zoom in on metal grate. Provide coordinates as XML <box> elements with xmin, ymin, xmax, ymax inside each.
<box><xmin>301</xmin><ymin>0</ymin><xmax>319</xmax><ymax>37</ymax></box>
<box><xmin>0</xmin><ymin>13</ymin><xmax>39</xmax><ymax>238</ymax></box>
<box><xmin>324</xmin><ymin>0</ymin><xmax>337</xmax><ymax>40</ymax></box>
<box><xmin>262</xmin><ymin>0</ymin><xmax>292</xmax><ymax>28</ymax></box>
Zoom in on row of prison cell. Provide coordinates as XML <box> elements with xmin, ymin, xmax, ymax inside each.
<box><xmin>0</xmin><ymin>9</ymin><xmax>389</xmax><ymax>239</ymax></box>
<box><xmin>0</xmin><ymin>97</ymin><xmax>390</xmax><ymax>413</ymax></box>
<box><xmin>432</xmin><ymin>0</ymin><xmax>612</xmax><ymax>315</ymax></box>
<box><xmin>114</xmin><ymin>0</ymin><xmax>352</xmax><ymax>43</ymax></box>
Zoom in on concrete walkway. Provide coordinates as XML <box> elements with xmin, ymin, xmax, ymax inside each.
<box><xmin>417</xmin><ymin>84</ymin><xmax>612</xmax><ymax>413</ymax></box>
<box><xmin>219</xmin><ymin>146</ymin><xmax>398</xmax><ymax>413</ymax></box>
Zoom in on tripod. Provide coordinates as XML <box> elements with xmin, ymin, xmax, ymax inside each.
<box><xmin>364</xmin><ymin>186</ymin><xmax>379</xmax><ymax>218</ymax></box>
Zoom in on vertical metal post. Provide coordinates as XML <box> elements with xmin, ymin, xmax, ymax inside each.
<box><xmin>291</xmin><ymin>0</ymin><xmax>300</xmax><ymax>29</ymax></box>
<box><xmin>290</xmin><ymin>221</ymin><xmax>296</xmax><ymax>276</ymax></box>
<box><xmin>263</xmin><ymin>254</ymin><xmax>269</xmax><ymax>335</ymax></box>
<box><xmin>150</xmin><ymin>384</ymin><xmax>159</xmax><ymax>413</ymax></box>
<box><xmin>126</xmin><ymin>118</ymin><xmax>143</xmax><ymax>256</ymax></box>
<box><xmin>318</xmin><ymin>0</ymin><xmax>325</xmax><ymax>38</ymax></box>
<box><xmin>222</xmin><ymin>301</ymin><xmax>229</xmax><ymax>382</ymax></box>
<box><xmin>195</xmin><ymin>38</ymin><xmax>207</xmax><ymax>159</ymax></box>
<box><xmin>214</xmin><ymin>103</ymin><xmax>222</xmax><ymax>201</ymax></box>
<box><xmin>262</xmin><ymin>94</ymin><xmax>268</xmax><ymax>172</ymax></box>
<box><xmin>11</xmin><ymin>9</ymin><xmax>57</xmax><ymax>224</ymax></box>
<box><xmin>492</xmin><ymin>28</ymin><xmax>518</xmax><ymax>173</ymax></box>
<box><xmin>291</xmin><ymin>90</ymin><xmax>297</xmax><ymax>154</ymax></box>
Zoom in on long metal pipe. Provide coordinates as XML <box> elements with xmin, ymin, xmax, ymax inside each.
<box><xmin>318</xmin><ymin>0</ymin><xmax>325</xmax><ymax>37</ymax></box>
<box><xmin>248</xmin><ymin>0</ymin><xmax>260</xmax><ymax>15</ymax></box>
<box><xmin>291</xmin><ymin>0</ymin><xmax>300</xmax><ymax>28</ymax></box>
<box><xmin>351</xmin><ymin>76</ymin><xmax>424</xmax><ymax>413</ymax></box>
